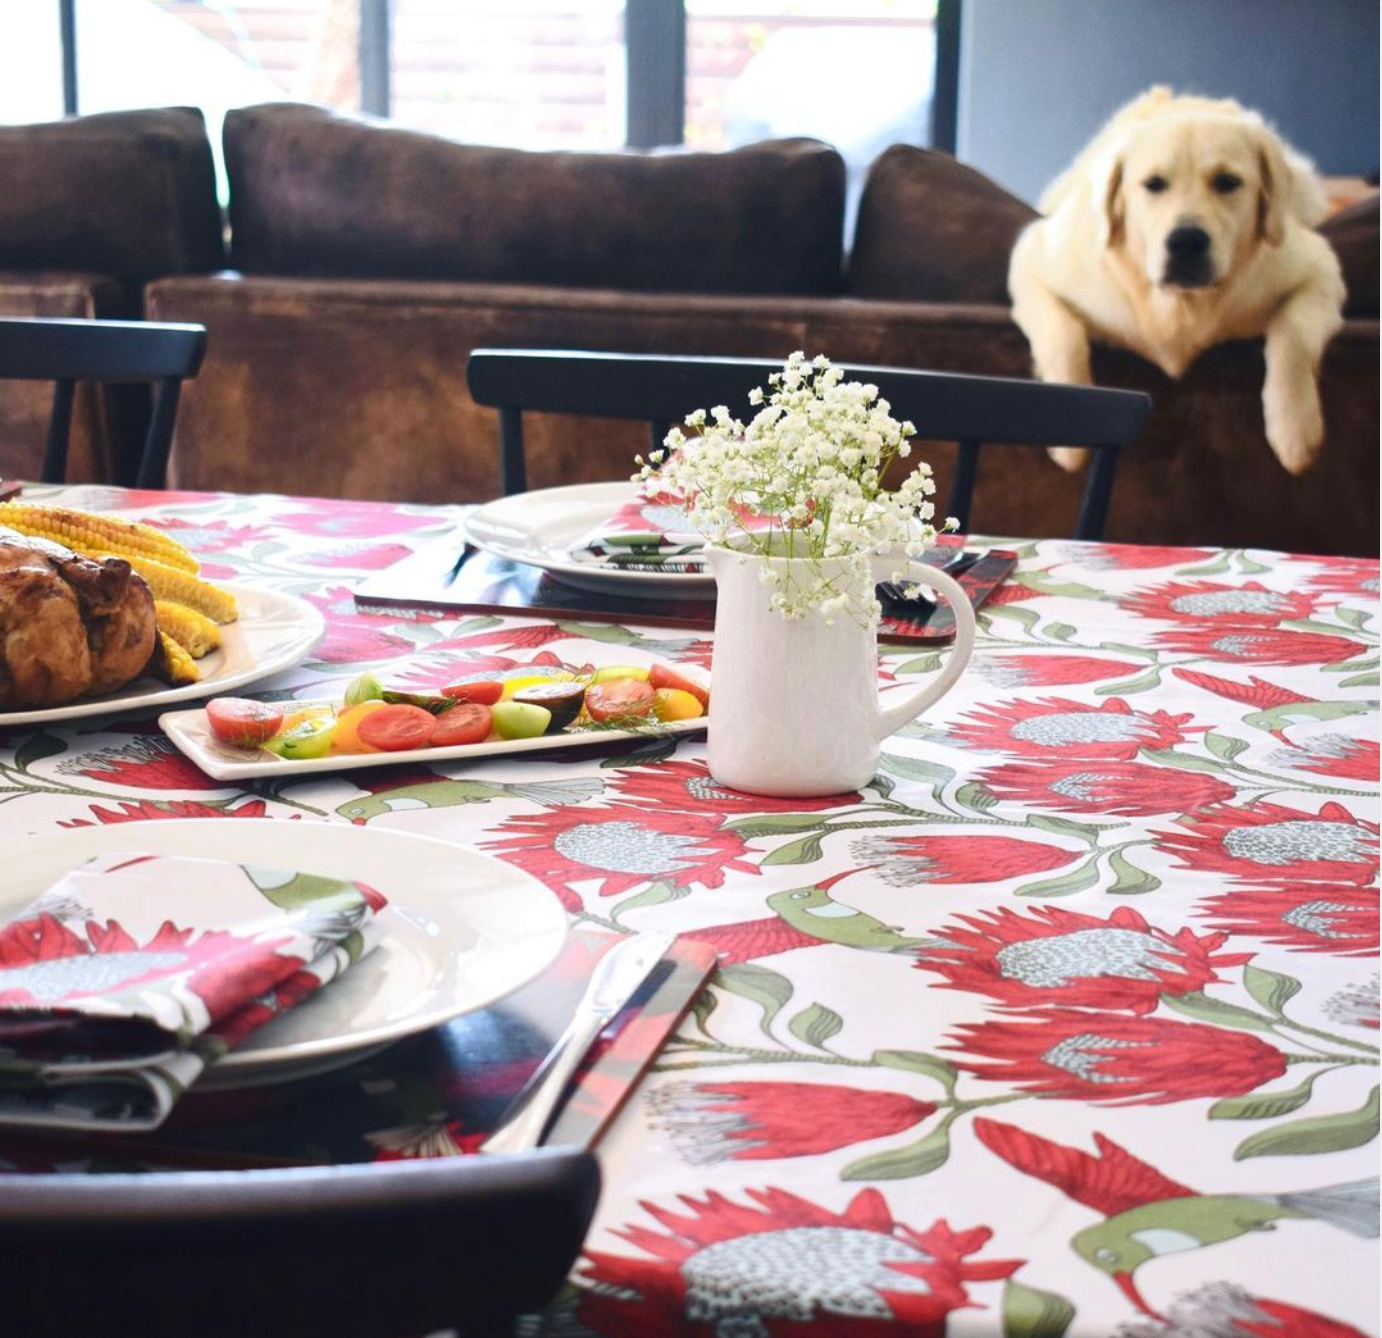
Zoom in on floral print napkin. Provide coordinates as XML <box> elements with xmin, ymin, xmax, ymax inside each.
<box><xmin>0</xmin><ymin>852</ymin><xmax>385</xmax><ymax>1132</ymax></box>
<box><xmin>571</xmin><ymin>491</ymin><xmax>708</xmax><ymax>571</ymax></box>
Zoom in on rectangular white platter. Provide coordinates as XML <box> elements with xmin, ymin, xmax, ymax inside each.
<box><xmin>159</xmin><ymin>699</ymin><xmax>707</xmax><ymax>782</ymax></box>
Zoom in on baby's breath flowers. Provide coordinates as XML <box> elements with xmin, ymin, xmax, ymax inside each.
<box><xmin>635</xmin><ymin>352</ymin><xmax>954</xmax><ymax>626</ymax></box>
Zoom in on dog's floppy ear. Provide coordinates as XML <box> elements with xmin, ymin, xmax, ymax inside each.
<box><xmin>1255</xmin><ymin>129</ymin><xmax>1290</xmax><ymax>246</ymax></box>
<box><xmin>1097</xmin><ymin>149</ymin><xmax>1126</xmax><ymax>249</ymax></box>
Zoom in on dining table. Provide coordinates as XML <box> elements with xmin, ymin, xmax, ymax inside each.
<box><xmin>1</xmin><ymin>478</ymin><xmax>1377</xmax><ymax>1338</ymax></box>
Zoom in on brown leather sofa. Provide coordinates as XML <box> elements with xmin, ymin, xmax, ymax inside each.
<box><xmin>1</xmin><ymin>104</ymin><xmax>1376</xmax><ymax>556</ymax></box>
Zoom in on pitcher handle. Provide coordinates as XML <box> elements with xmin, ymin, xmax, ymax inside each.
<box><xmin>876</xmin><ymin>561</ymin><xmax>977</xmax><ymax>740</ymax></box>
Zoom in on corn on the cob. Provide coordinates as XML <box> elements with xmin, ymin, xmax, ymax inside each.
<box><xmin>155</xmin><ymin>600</ymin><xmax>222</xmax><ymax>659</ymax></box>
<box><xmin>149</xmin><ymin>630</ymin><xmax>201</xmax><ymax>686</ymax></box>
<box><xmin>0</xmin><ymin>503</ymin><xmax>199</xmax><ymax>574</ymax></box>
<box><xmin>110</xmin><ymin>554</ymin><xmax>238</xmax><ymax>624</ymax></box>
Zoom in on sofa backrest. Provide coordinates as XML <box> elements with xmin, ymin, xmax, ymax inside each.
<box><xmin>223</xmin><ymin>104</ymin><xmax>846</xmax><ymax>296</ymax></box>
<box><xmin>848</xmin><ymin>144</ymin><xmax>1037</xmax><ymax>305</ymax></box>
<box><xmin>1320</xmin><ymin>194</ymin><xmax>1379</xmax><ymax>318</ymax></box>
<box><xmin>0</xmin><ymin>108</ymin><xmax>224</xmax><ymax>296</ymax></box>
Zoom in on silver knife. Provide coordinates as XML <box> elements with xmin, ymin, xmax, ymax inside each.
<box><xmin>479</xmin><ymin>930</ymin><xmax>677</xmax><ymax>1155</ymax></box>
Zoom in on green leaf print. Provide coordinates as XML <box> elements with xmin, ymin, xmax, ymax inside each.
<box><xmin>1242</xmin><ymin>964</ymin><xmax>1303</xmax><ymax>1015</ymax></box>
<box><xmin>788</xmin><ymin>1003</ymin><xmax>844</xmax><ymax>1049</ymax></box>
<box><xmin>761</xmin><ymin>834</ymin><xmax>826</xmax><ymax>866</ymax></box>
<box><xmin>1204</xmin><ymin>731</ymin><xmax>1250</xmax><ymax>762</ymax></box>
<box><xmin>715</xmin><ymin>962</ymin><xmax>794</xmax><ymax>1037</ymax></box>
<box><xmin>842</xmin><ymin>1119</ymin><xmax>950</xmax><ymax>1181</ymax></box>
<box><xmin>1210</xmin><ymin>1069</ymin><xmax>1326</xmax><ymax>1121</ymax></box>
<box><xmin>872</xmin><ymin>1049</ymin><xmax>959</xmax><ymax>1095</ymax></box>
<box><xmin>1001</xmin><ymin>1280</ymin><xmax>1076</xmax><ymax>1338</ymax></box>
<box><xmin>1107</xmin><ymin>847</ymin><xmax>1161</xmax><ymax>895</ymax></box>
<box><xmin>1161</xmin><ymin>990</ymin><xmax>1277</xmax><ymax>1033</ymax></box>
<box><xmin>1234</xmin><ymin>1086</ymin><xmax>1379</xmax><ymax>1160</ymax></box>
<box><xmin>15</xmin><ymin>732</ymin><xmax>66</xmax><ymax>771</ymax></box>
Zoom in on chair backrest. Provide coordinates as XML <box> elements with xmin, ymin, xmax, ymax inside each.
<box><xmin>0</xmin><ymin>1146</ymin><xmax>599</xmax><ymax>1338</ymax></box>
<box><xmin>466</xmin><ymin>348</ymin><xmax>1151</xmax><ymax>541</ymax></box>
<box><xmin>0</xmin><ymin>316</ymin><xmax>207</xmax><ymax>488</ymax></box>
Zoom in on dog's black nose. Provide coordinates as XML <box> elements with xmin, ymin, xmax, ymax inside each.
<box><xmin>1165</xmin><ymin>225</ymin><xmax>1211</xmax><ymax>257</ymax></box>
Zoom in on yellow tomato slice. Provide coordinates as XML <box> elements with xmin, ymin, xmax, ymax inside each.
<box><xmin>653</xmin><ymin>687</ymin><xmax>704</xmax><ymax>721</ymax></box>
<box><xmin>332</xmin><ymin>699</ymin><xmax>389</xmax><ymax>753</ymax></box>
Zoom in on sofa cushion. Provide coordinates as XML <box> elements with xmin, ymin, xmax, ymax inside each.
<box><xmin>1321</xmin><ymin>194</ymin><xmax>1379</xmax><ymax>317</ymax></box>
<box><xmin>848</xmin><ymin>146</ymin><xmax>1036</xmax><ymax>304</ymax></box>
<box><xmin>224</xmin><ymin>104</ymin><xmax>845</xmax><ymax>295</ymax></box>
<box><xmin>0</xmin><ymin>108</ymin><xmax>224</xmax><ymax>287</ymax></box>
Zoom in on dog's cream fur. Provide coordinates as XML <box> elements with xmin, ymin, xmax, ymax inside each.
<box><xmin>1009</xmin><ymin>86</ymin><xmax>1346</xmax><ymax>474</ymax></box>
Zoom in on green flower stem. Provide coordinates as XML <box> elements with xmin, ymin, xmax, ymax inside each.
<box><xmin>1283</xmin><ymin>1052</ymin><xmax>1377</xmax><ymax>1066</ymax></box>
<box><xmin>1273</xmin><ymin>1019</ymin><xmax>1379</xmax><ymax>1057</ymax></box>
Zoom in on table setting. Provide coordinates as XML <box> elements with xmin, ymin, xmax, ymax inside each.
<box><xmin>0</xmin><ymin>352</ymin><xmax>1376</xmax><ymax>1336</ymax></box>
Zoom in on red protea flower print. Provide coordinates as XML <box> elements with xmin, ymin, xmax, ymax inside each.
<box><xmin>367</xmin><ymin>1119</ymin><xmax>485</xmax><ymax>1160</ymax></box>
<box><xmin>977</xmin><ymin>654</ymin><xmax>1144</xmax><ymax>689</ymax></box>
<box><xmin>1118</xmin><ymin>1281</ymin><xmax>1371</xmax><ymax>1338</ymax></box>
<box><xmin>917</xmin><ymin>904</ymin><xmax>1252</xmax><ymax>1013</ymax></box>
<box><xmin>975</xmin><ymin>758</ymin><xmax>1234</xmax><ymax>817</ymax></box>
<box><xmin>1156</xmin><ymin>801</ymin><xmax>1378</xmax><ymax>887</ymax></box>
<box><xmin>1294</xmin><ymin>556</ymin><xmax>1380</xmax><ymax>601</ymax></box>
<box><xmin>1196</xmin><ymin>885</ymin><xmax>1378</xmax><ymax>958</ymax></box>
<box><xmin>1270</xmin><ymin>736</ymin><xmax>1380</xmax><ymax>783</ymax></box>
<box><xmin>275</xmin><ymin>500</ymin><xmax>440</xmax><ymax>537</ymax></box>
<box><xmin>428</xmin><ymin>623</ymin><xmax>582</xmax><ymax>654</ymax></box>
<box><xmin>577</xmin><ymin>1186</ymin><xmax>1020</xmax><ymax>1337</ymax></box>
<box><xmin>0</xmin><ymin>913</ymin><xmax>296</xmax><ymax>1027</ymax></box>
<box><xmin>60</xmin><ymin>799</ymin><xmax>272</xmax><ymax>826</ymax></box>
<box><xmin>67</xmin><ymin>738</ymin><xmax>229</xmax><ymax>792</ymax></box>
<box><xmin>1122</xmin><ymin>580</ymin><xmax>1316</xmax><ymax>626</ymax></box>
<box><xmin>646</xmin><ymin>1081</ymin><xmax>937</xmax><ymax>1162</ymax></box>
<box><xmin>299</xmin><ymin>542</ymin><xmax>414</xmax><ymax>571</ymax></box>
<box><xmin>1086</xmin><ymin>543</ymin><xmax>1214</xmax><ymax>569</ymax></box>
<box><xmin>483</xmin><ymin>803</ymin><xmax>758</xmax><ymax>905</ymax></box>
<box><xmin>142</xmin><ymin>518</ymin><xmax>274</xmax><ymax>554</ymax></box>
<box><xmin>1172</xmin><ymin>668</ymin><xmax>1314</xmax><ymax>710</ymax></box>
<box><xmin>1151</xmin><ymin>626</ymin><xmax>1361</xmax><ymax>666</ymax></box>
<box><xmin>1323</xmin><ymin>977</ymin><xmax>1380</xmax><ymax>1031</ymax></box>
<box><xmin>607</xmin><ymin>759</ymin><xmax>856</xmax><ymax>815</ymax></box>
<box><xmin>302</xmin><ymin>587</ymin><xmax>422</xmax><ymax>663</ymax></box>
<box><xmin>849</xmin><ymin>832</ymin><xmax>1079</xmax><ymax>885</ymax></box>
<box><xmin>947</xmin><ymin>1009</ymin><xmax>1287</xmax><ymax>1103</ymax></box>
<box><xmin>948</xmin><ymin>697</ymin><xmax>1198</xmax><ymax>760</ymax></box>
<box><xmin>210</xmin><ymin>967</ymin><xmax>324</xmax><ymax>1048</ymax></box>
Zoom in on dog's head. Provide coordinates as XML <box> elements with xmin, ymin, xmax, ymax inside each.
<box><xmin>1097</xmin><ymin>110</ymin><xmax>1292</xmax><ymax>289</ymax></box>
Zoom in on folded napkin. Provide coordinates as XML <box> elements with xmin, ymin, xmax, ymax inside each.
<box><xmin>571</xmin><ymin>491</ymin><xmax>776</xmax><ymax>572</ymax></box>
<box><xmin>0</xmin><ymin>852</ymin><xmax>385</xmax><ymax>1133</ymax></box>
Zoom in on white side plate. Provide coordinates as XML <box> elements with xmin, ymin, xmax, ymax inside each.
<box><xmin>7</xmin><ymin>820</ymin><xmax>569</xmax><ymax>1089</ymax></box>
<box><xmin>465</xmin><ymin>481</ymin><xmax>714</xmax><ymax>600</ymax></box>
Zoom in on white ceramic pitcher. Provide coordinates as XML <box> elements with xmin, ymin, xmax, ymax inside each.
<box><xmin>704</xmin><ymin>545</ymin><xmax>976</xmax><ymax>797</ymax></box>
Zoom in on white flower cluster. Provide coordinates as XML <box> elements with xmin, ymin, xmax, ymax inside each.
<box><xmin>636</xmin><ymin>351</ymin><xmax>954</xmax><ymax>625</ymax></box>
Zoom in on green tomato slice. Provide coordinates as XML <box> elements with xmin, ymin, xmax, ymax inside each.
<box><xmin>490</xmin><ymin>701</ymin><xmax>553</xmax><ymax>740</ymax></box>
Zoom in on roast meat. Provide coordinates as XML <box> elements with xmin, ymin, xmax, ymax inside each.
<box><xmin>0</xmin><ymin>529</ymin><xmax>157</xmax><ymax>709</ymax></box>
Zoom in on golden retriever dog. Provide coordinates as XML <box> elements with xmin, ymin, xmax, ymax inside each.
<box><xmin>1009</xmin><ymin>86</ymin><xmax>1346</xmax><ymax>474</ymax></box>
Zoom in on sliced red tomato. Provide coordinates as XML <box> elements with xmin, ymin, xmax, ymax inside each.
<box><xmin>648</xmin><ymin>663</ymin><xmax>710</xmax><ymax>707</ymax></box>
<box><xmin>440</xmin><ymin>679</ymin><xmax>504</xmax><ymax>706</ymax></box>
<box><xmin>206</xmin><ymin>697</ymin><xmax>286</xmax><ymax>749</ymax></box>
<box><xmin>430</xmin><ymin>702</ymin><xmax>493</xmax><ymax>746</ymax></box>
<box><xmin>356</xmin><ymin>703</ymin><xmax>437</xmax><ymax>752</ymax></box>
<box><xmin>585</xmin><ymin>679</ymin><xmax>655</xmax><ymax>723</ymax></box>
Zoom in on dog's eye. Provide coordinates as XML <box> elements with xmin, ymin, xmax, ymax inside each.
<box><xmin>1142</xmin><ymin>175</ymin><xmax>1169</xmax><ymax>194</ymax></box>
<box><xmin>1212</xmin><ymin>172</ymin><xmax>1243</xmax><ymax>194</ymax></box>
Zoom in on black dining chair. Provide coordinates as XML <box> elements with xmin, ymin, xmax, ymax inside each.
<box><xmin>0</xmin><ymin>1146</ymin><xmax>599</xmax><ymax>1338</ymax></box>
<box><xmin>0</xmin><ymin>315</ymin><xmax>207</xmax><ymax>488</ymax></box>
<box><xmin>466</xmin><ymin>348</ymin><xmax>1152</xmax><ymax>541</ymax></box>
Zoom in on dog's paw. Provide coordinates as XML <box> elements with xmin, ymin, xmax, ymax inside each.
<box><xmin>1047</xmin><ymin>446</ymin><xmax>1091</xmax><ymax>472</ymax></box>
<box><xmin>1264</xmin><ymin>385</ymin><xmax>1325</xmax><ymax>475</ymax></box>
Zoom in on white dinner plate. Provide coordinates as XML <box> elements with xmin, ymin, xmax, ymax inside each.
<box><xmin>465</xmin><ymin>481</ymin><xmax>714</xmax><ymax>600</ymax></box>
<box><xmin>0</xmin><ymin>586</ymin><xmax>326</xmax><ymax>727</ymax></box>
<box><xmin>7</xmin><ymin>820</ymin><xmax>569</xmax><ymax>1089</ymax></box>
<box><xmin>159</xmin><ymin>697</ymin><xmax>708</xmax><ymax>782</ymax></box>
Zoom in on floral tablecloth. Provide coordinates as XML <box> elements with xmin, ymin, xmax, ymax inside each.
<box><xmin>3</xmin><ymin>483</ymin><xmax>1378</xmax><ymax>1338</ymax></box>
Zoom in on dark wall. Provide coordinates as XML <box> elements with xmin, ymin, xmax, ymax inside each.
<box><xmin>959</xmin><ymin>0</ymin><xmax>1380</xmax><ymax>202</ymax></box>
